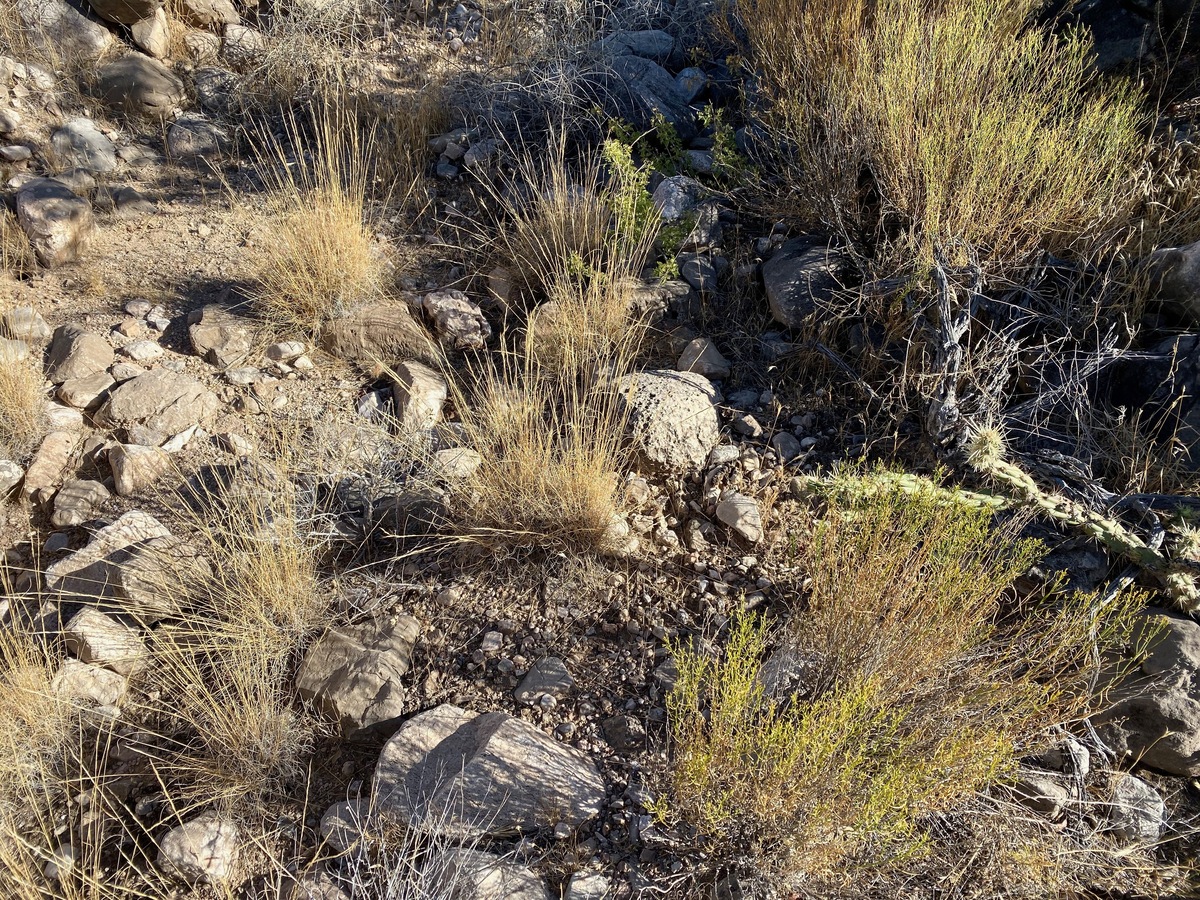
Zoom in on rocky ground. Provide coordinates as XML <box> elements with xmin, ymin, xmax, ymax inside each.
<box><xmin>3</xmin><ymin>0</ymin><xmax>1200</xmax><ymax>898</ymax></box>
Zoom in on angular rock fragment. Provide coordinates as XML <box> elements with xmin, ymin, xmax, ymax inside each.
<box><xmin>295</xmin><ymin>617</ymin><xmax>420</xmax><ymax>734</ymax></box>
<box><xmin>617</xmin><ymin>370</ymin><xmax>720</xmax><ymax>474</ymax></box>
<box><xmin>16</xmin><ymin>179</ymin><xmax>95</xmax><ymax>268</ymax></box>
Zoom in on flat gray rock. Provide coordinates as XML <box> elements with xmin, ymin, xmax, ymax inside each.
<box><xmin>373</xmin><ymin>704</ymin><xmax>604</xmax><ymax>838</ymax></box>
<box><xmin>96</xmin><ymin>369</ymin><xmax>221</xmax><ymax>434</ymax></box>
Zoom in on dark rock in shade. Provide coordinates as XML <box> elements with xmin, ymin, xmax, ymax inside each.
<box><xmin>1102</xmin><ymin>334</ymin><xmax>1200</xmax><ymax>468</ymax></box>
<box><xmin>607</xmin><ymin>55</ymin><xmax>697</xmax><ymax>142</ymax></box>
<box><xmin>593</xmin><ymin>29</ymin><xmax>674</xmax><ymax>62</ymax></box>
<box><xmin>1150</xmin><ymin>239</ymin><xmax>1200</xmax><ymax>325</ymax></box>
<box><xmin>86</xmin><ymin>0</ymin><xmax>160</xmax><ymax>26</ymax></box>
<box><xmin>90</xmin><ymin>54</ymin><xmax>185</xmax><ymax>118</ymax></box>
<box><xmin>761</xmin><ymin>236</ymin><xmax>847</xmax><ymax>329</ymax></box>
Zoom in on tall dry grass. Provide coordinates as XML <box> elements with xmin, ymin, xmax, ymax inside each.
<box><xmin>1</xmin><ymin>210</ymin><xmax>35</xmax><ymax>279</ymax></box>
<box><xmin>449</xmin><ymin>136</ymin><xmax>660</xmax><ymax>555</ymax></box>
<box><xmin>147</xmin><ymin>459</ymin><xmax>326</xmax><ymax>813</ymax></box>
<box><xmin>0</xmin><ymin>348</ymin><xmax>46</xmax><ymax>462</ymax></box>
<box><xmin>731</xmin><ymin>0</ymin><xmax>1146</xmax><ymax>275</ymax></box>
<box><xmin>252</xmin><ymin>101</ymin><xmax>385</xmax><ymax>335</ymax></box>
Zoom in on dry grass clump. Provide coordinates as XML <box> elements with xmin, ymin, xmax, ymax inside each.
<box><xmin>483</xmin><ymin>137</ymin><xmax>660</xmax><ymax>368</ymax></box>
<box><xmin>253</xmin><ymin>102</ymin><xmax>384</xmax><ymax>335</ymax></box>
<box><xmin>665</xmin><ymin>472</ymin><xmax>1143</xmax><ymax>881</ymax></box>
<box><xmin>236</xmin><ymin>0</ymin><xmax>376</xmax><ymax>103</ymax></box>
<box><xmin>449</xmin><ymin>137</ymin><xmax>660</xmax><ymax>554</ymax></box>
<box><xmin>1</xmin><ymin>210</ymin><xmax>35</xmax><ymax>279</ymax></box>
<box><xmin>453</xmin><ymin>353</ymin><xmax>631</xmax><ymax>555</ymax></box>
<box><xmin>731</xmin><ymin>0</ymin><xmax>1146</xmax><ymax>275</ymax></box>
<box><xmin>0</xmin><ymin>348</ymin><xmax>47</xmax><ymax>461</ymax></box>
<box><xmin>147</xmin><ymin>461</ymin><xmax>326</xmax><ymax>812</ymax></box>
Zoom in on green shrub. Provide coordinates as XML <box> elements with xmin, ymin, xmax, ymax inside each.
<box><xmin>664</xmin><ymin>471</ymin><xmax>1143</xmax><ymax>879</ymax></box>
<box><xmin>730</xmin><ymin>0</ymin><xmax>1146</xmax><ymax>275</ymax></box>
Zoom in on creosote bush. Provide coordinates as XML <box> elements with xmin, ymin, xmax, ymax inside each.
<box><xmin>666</xmin><ymin>472</ymin><xmax>1144</xmax><ymax>879</ymax></box>
<box><xmin>731</xmin><ymin>0</ymin><xmax>1146</xmax><ymax>275</ymax></box>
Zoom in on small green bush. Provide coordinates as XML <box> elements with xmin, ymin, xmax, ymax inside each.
<box><xmin>664</xmin><ymin>471</ymin><xmax>1143</xmax><ymax>879</ymax></box>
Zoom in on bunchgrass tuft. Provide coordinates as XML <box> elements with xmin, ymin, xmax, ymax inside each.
<box><xmin>252</xmin><ymin>100</ymin><xmax>385</xmax><ymax>336</ymax></box>
<box><xmin>0</xmin><ymin>347</ymin><xmax>46</xmax><ymax>462</ymax></box>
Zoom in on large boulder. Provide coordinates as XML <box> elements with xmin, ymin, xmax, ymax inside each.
<box><xmin>16</xmin><ymin>0</ymin><xmax>115</xmax><ymax>61</ymax></box>
<box><xmin>1095</xmin><ymin>608</ymin><xmax>1200</xmax><ymax>776</ymax></box>
<box><xmin>373</xmin><ymin>705</ymin><xmax>604</xmax><ymax>838</ymax></box>
<box><xmin>50</xmin><ymin>118</ymin><xmax>118</xmax><ymax>174</ymax></box>
<box><xmin>616</xmin><ymin>369</ymin><xmax>720</xmax><ymax>474</ymax></box>
<box><xmin>91</xmin><ymin>54</ymin><xmax>185</xmax><ymax>118</ymax></box>
<box><xmin>295</xmin><ymin>617</ymin><xmax>420</xmax><ymax>735</ymax></box>
<box><xmin>761</xmin><ymin>237</ymin><xmax>846</xmax><ymax>329</ymax></box>
<box><xmin>86</xmin><ymin>0</ymin><xmax>160</xmax><ymax>25</ymax></box>
<box><xmin>96</xmin><ymin>369</ymin><xmax>221</xmax><ymax>434</ymax></box>
<box><xmin>15</xmin><ymin>179</ymin><xmax>95</xmax><ymax>268</ymax></box>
